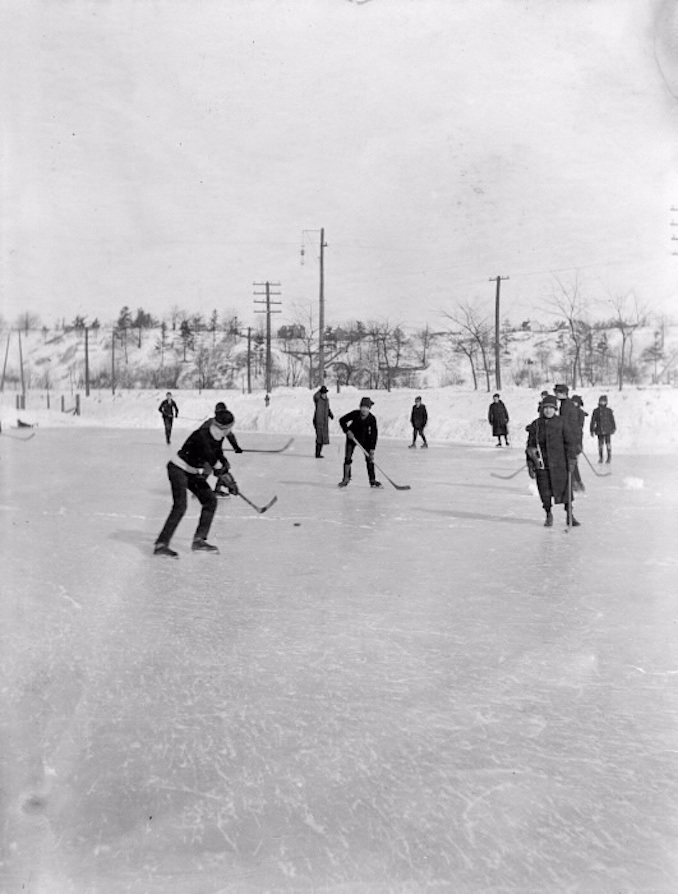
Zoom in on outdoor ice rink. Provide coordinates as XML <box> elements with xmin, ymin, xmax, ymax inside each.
<box><xmin>2</xmin><ymin>428</ymin><xmax>678</xmax><ymax>893</ymax></box>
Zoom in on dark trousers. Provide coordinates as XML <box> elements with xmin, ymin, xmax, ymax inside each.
<box><xmin>597</xmin><ymin>435</ymin><xmax>611</xmax><ymax>458</ymax></box>
<box><xmin>412</xmin><ymin>426</ymin><xmax>427</xmax><ymax>445</ymax></box>
<box><xmin>163</xmin><ymin>416</ymin><xmax>174</xmax><ymax>444</ymax></box>
<box><xmin>156</xmin><ymin>462</ymin><xmax>217</xmax><ymax>546</ymax></box>
<box><xmin>344</xmin><ymin>440</ymin><xmax>376</xmax><ymax>483</ymax></box>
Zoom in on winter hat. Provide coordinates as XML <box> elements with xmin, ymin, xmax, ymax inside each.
<box><xmin>541</xmin><ymin>394</ymin><xmax>558</xmax><ymax>409</ymax></box>
<box><xmin>319</xmin><ymin>386</ymin><xmax>328</xmax><ymax>393</ymax></box>
<box><xmin>214</xmin><ymin>407</ymin><xmax>234</xmax><ymax>428</ymax></box>
<box><xmin>598</xmin><ymin>395</ymin><xmax>608</xmax><ymax>404</ymax></box>
<box><xmin>554</xmin><ymin>383</ymin><xmax>569</xmax><ymax>395</ymax></box>
<box><xmin>572</xmin><ymin>394</ymin><xmax>583</xmax><ymax>406</ymax></box>
<box><xmin>359</xmin><ymin>396</ymin><xmax>374</xmax><ymax>408</ymax></box>
<box><xmin>492</xmin><ymin>393</ymin><xmax>500</xmax><ymax>399</ymax></box>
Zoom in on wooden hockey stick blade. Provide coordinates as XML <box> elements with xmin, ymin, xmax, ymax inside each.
<box><xmin>581</xmin><ymin>452</ymin><xmax>611</xmax><ymax>477</ymax></box>
<box><xmin>490</xmin><ymin>466</ymin><xmax>526</xmax><ymax>480</ymax></box>
<box><xmin>1</xmin><ymin>431</ymin><xmax>36</xmax><ymax>441</ymax></box>
<box><xmin>352</xmin><ymin>438</ymin><xmax>411</xmax><ymax>490</ymax></box>
<box><xmin>238</xmin><ymin>492</ymin><xmax>278</xmax><ymax>513</ymax></box>
<box><xmin>230</xmin><ymin>438</ymin><xmax>294</xmax><ymax>454</ymax></box>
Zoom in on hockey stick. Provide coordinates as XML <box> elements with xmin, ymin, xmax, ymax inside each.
<box><xmin>580</xmin><ymin>450</ymin><xmax>611</xmax><ymax>477</ymax></box>
<box><xmin>230</xmin><ymin>438</ymin><xmax>294</xmax><ymax>455</ymax></box>
<box><xmin>490</xmin><ymin>465</ymin><xmax>526</xmax><ymax>480</ymax></box>
<box><xmin>352</xmin><ymin>438</ymin><xmax>411</xmax><ymax>491</ymax></box>
<box><xmin>1</xmin><ymin>430</ymin><xmax>36</xmax><ymax>441</ymax></box>
<box><xmin>237</xmin><ymin>492</ymin><xmax>278</xmax><ymax>514</ymax></box>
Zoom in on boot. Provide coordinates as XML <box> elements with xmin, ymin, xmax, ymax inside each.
<box><xmin>544</xmin><ymin>510</ymin><xmax>553</xmax><ymax>527</ymax></box>
<box><xmin>192</xmin><ymin>538</ymin><xmax>219</xmax><ymax>552</ymax></box>
<box><xmin>598</xmin><ymin>450</ymin><xmax>603</xmax><ymax>464</ymax></box>
<box><xmin>315</xmin><ymin>443</ymin><xmax>323</xmax><ymax>458</ymax></box>
<box><xmin>408</xmin><ymin>443</ymin><xmax>416</xmax><ymax>448</ymax></box>
<box><xmin>338</xmin><ymin>463</ymin><xmax>351</xmax><ymax>488</ymax></box>
<box><xmin>370</xmin><ymin>480</ymin><xmax>383</xmax><ymax>488</ymax></box>
<box><xmin>154</xmin><ymin>542</ymin><xmax>178</xmax><ymax>558</ymax></box>
<box><xmin>606</xmin><ymin>449</ymin><xmax>611</xmax><ymax>464</ymax></box>
<box><xmin>564</xmin><ymin>506</ymin><xmax>581</xmax><ymax>527</ymax></box>
<box><xmin>367</xmin><ymin>462</ymin><xmax>381</xmax><ymax>488</ymax></box>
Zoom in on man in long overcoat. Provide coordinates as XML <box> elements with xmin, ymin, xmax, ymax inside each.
<box><xmin>312</xmin><ymin>386</ymin><xmax>334</xmax><ymax>458</ymax></box>
<box><xmin>488</xmin><ymin>393</ymin><xmax>510</xmax><ymax>446</ymax></box>
<box><xmin>525</xmin><ymin>394</ymin><xmax>579</xmax><ymax>527</ymax></box>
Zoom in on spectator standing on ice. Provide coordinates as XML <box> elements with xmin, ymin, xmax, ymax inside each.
<box><xmin>312</xmin><ymin>386</ymin><xmax>334</xmax><ymax>458</ymax></box>
<box><xmin>338</xmin><ymin>396</ymin><xmax>381</xmax><ymax>488</ymax></box>
<box><xmin>525</xmin><ymin>394</ymin><xmax>579</xmax><ymax>527</ymax></box>
<box><xmin>590</xmin><ymin>395</ymin><xmax>616</xmax><ymax>464</ymax></box>
<box><xmin>199</xmin><ymin>402</ymin><xmax>243</xmax><ymax>496</ymax></box>
<box><xmin>154</xmin><ymin>409</ymin><xmax>239</xmax><ymax>557</ymax></box>
<box><xmin>555</xmin><ymin>383</ymin><xmax>583</xmax><ymax>490</ymax></box>
<box><xmin>409</xmin><ymin>396</ymin><xmax>428</xmax><ymax>448</ymax></box>
<box><xmin>488</xmin><ymin>393</ymin><xmax>510</xmax><ymax>446</ymax></box>
<box><xmin>158</xmin><ymin>392</ymin><xmax>179</xmax><ymax>445</ymax></box>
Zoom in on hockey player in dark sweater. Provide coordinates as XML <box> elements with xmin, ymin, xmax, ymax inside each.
<box><xmin>199</xmin><ymin>401</ymin><xmax>243</xmax><ymax>496</ymax></box>
<box><xmin>338</xmin><ymin>396</ymin><xmax>381</xmax><ymax>488</ymax></box>
<box><xmin>154</xmin><ymin>407</ymin><xmax>239</xmax><ymax>556</ymax></box>
<box><xmin>158</xmin><ymin>392</ymin><xmax>179</xmax><ymax>444</ymax></box>
<box><xmin>590</xmin><ymin>395</ymin><xmax>616</xmax><ymax>463</ymax></box>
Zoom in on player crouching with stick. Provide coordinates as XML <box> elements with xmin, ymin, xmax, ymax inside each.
<box><xmin>525</xmin><ymin>394</ymin><xmax>579</xmax><ymax>528</ymax></box>
<box><xmin>154</xmin><ymin>407</ymin><xmax>239</xmax><ymax>557</ymax></box>
<box><xmin>338</xmin><ymin>396</ymin><xmax>382</xmax><ymax>488</ymax></box>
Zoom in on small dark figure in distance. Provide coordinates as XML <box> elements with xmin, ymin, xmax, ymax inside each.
<box><xmin>590</xmin><ymin>394</ymin><xmax>616</xmax><ymax>464</ymax></box>
<box><xmin>409</xmin><ymin>396</ymin><xmax>428</xmax><ymax>448</ymax></box>
<box><xmin>525</xmin><ymin>394</ymin><xmax>579</xmax><ymax>528</ymax></box>
<box><xmin>158</xmin><ymin>392</ymin><xmax>179</xmax><ymax>445</ymax></box>
<box><xmin>338</xmin><ymin>397</ymin><xmax>381</xmax><ymax>488</ymax></box>
<box><xmin>488</xmin><ymin>393</ymin><xmax>510</xmax><ymax>446</ymax></box>
<box><xmin>154</xmin><ymin>409</ymin><xmax>239</xmax><ymax>557</ymax></box>
<box><xmin>537</xmin><ymin>390</ymin><xmax>549</xmax><ymax>415</ymax></box>
<box><xmin>312</xmin><ymin>386</ymin><xmax>334</xmax><ymax>458</ymax></box>
<box><xmin>199</xmin><ymin>402</ymin><xmax>244</xmax><ymax>496</ymax></box>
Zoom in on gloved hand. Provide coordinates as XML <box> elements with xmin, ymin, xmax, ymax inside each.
<box><xmin>218</xmin><ymin>471</ymin><xmax>239</xmax><ymax>495</ymax></box>
<box><xmin>329</xmin><ymin>411</ymin><xmax>334</xmax><ymax>420</ymax></box>
<box><xmin>347</xmin><ymin>431</ymin><xmax>356</xmax><ymax>443</ymax></box>
<box><xmin>568</xmin><ymin>458</ymin><xmax>577</xmax><ymax>471</ymax></box>
<box><xmin>234</xmin><ymin>446</ymin><xmax>244</xmax><ymax>454</ymax></box>
<box><xmin>527</xmin><ymin>462</ymin><xmax>536</xmax><ymax>480</ymax></box>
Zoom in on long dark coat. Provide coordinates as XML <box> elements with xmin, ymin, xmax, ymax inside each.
<box><xmin>525</xmin><ymin>415</ymin><xmax>576</xmax><ymax>504</ymax></box>
<box><xmin>313</xmin><ymin>390</ymin><xmax>334</xmax><ymax>445</ymax></box>
<box><xmin>488</xmin><ymin>400</ymin><xmax>509</xmax><ymax>437</ymax></box>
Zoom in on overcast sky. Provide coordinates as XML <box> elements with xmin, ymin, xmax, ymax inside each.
<box><xmin>2</xmin><ymin>0</ymin><xmax>678</xmax><ymax>330</ymax></box>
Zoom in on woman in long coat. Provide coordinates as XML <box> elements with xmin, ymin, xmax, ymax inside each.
<box><xmin>488</xmin><ymin>393</ymin><xmax>510</xmax><ymax>446</ymax></box>
<box><xmin>525</xmin><ymin>395</ymin><xmax>579</xmax><ymax>527</ymax></box>
<box><xmin>312</xmin><ymin>386</ymin><xmax>334</xmax><ymax>458</ymax></box>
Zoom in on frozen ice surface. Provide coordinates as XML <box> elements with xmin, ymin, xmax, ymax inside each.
<box><xmin>1</xmin><ymin>430</ymin><xmax>677</xmax><ymax>892</ymax></box>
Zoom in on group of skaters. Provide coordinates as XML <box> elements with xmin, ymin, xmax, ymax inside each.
<box><xmin>154</xmin><ymin>385</ymin><xmax>617</xmax><ymax>555</ymax></box>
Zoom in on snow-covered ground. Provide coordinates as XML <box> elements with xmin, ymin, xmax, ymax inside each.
<box><xmin>2</xmin><ymin>389</ymin><xmax>678</xmax><ymax>891</ymax></box>
<box><xmin>3</xmin><ymin>383</ymin><xmax>678</xmax><ymax>454</ymax></box>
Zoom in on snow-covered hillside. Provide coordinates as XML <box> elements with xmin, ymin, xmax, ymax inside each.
<box><xmin>2</xmin><ymin>385</ymin><xmax>678</xmax><ymax>456</ymax></box>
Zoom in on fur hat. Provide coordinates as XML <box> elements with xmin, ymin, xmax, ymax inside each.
<box><xmin>319</xmin><ymin>386</ymin><xmax>328</xmax><ymax>394</ymax></box>
<box><xmin>541</xmin><ymin>394</ymin><xmax>558</xmax><ymax>409</ymax></box>
<box><xmin>359</xmin><ymin>396</ymin><xmax>374</xmax><ymax>408</ymax></box>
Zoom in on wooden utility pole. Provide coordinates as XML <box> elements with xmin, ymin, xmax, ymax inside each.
<box><xmin>17</xmin><ymin>328</ymin><xmax>25</xmax><ymax>398</ymax></box>
<box><xmin>111</xmin><ymin>329</ymin><xmax>116</xmax><ymax>395</ymax></box>
<box><xmin>1</xmin><ymin>330</ymin><xmax>10</xmax><ymax>392</ymax></box>
<box><xmin>318</xmin><ymin>228</ymin><xmax>327</xmax><ymax>388</ymax></box>
<box><xmin>84</xmin><ymin>326</ymin><xmax>90</xmax><ymax>397</ymax></box>
<box><xmin>489</xmin><ymin>275</ymin><xmax>509</xmax><ymax>391</ymax></box>
<box><xmin>253</xmin><ymin>282</ymin><xmax>282</xmax><ymax>394</ymax></box>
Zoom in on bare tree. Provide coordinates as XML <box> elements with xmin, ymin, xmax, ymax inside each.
<box><xmin>15</xmin><ymin>311</ymin><xmax>41</xmax><ymax>334</ymax></box>
<box><xmin>544</xmin><ymin>274</ymin><xmax>593</xmax><ymax>390</ymax></box>
<box><xmin>442</xmin><ymin>300</ymin><xmax>493</xmax><ymax>391</ymax></box>
<box><xmin>606</xmin><ymin>291</ymin><xmax>648</xmax><ymax>391</ymax></box>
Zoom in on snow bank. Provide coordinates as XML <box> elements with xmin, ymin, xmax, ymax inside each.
<box><xmin>2</xmin><ymin>385</ymin><xmax>678</xmax><ymax>455</ymax></box>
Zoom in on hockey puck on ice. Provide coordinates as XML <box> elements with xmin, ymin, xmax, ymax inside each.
<box><xmin>293</xmin><ymin>522</ymin><xmax>301</xmax><ymax>526</ymax></box>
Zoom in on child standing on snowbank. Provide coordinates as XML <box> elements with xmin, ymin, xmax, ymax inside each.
<box><xmin>590</xmin><ymin>395</ymin><xmax>616</xmax><ymax>463</ymax></box>
<box><xmin>338</xmin><ymin>397</ymin><xmax>381</xmax><ymax>488</ymax></box>
<box><xmin>154</xmin><ymin>409</ymin><xmax>239</xmax><ymax>556</ymax></box>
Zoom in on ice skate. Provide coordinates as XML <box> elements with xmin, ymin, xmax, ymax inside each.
<box><xmin>192</xmin><ymin>538</ymin><xmax>219</xmax><ymax>553</ymax></box>
<box><xmin>154</xmin><ymin>542</ymin><xmax>178</xmax><ymax>558</ymax></box>
<box><xmin>370</xmin><ymin>480</ymin><xmax>383</xmax><ymax>488</ymax></box>
<box><xmin>544</xmin><ymin>510</ymin><xmax>553</xmax><ymax>527</ymax></box>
